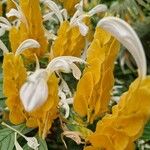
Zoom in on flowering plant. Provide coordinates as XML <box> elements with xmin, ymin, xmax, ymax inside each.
<box><xmin>0</xmin><ymin>0</ymin><xmax>150</xmax><ymax>149</ymax></box>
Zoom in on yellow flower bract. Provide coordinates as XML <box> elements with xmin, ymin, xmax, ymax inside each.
<box><xmin>59</xmin><ymin>0</ymin><xmax>80</xmax><ymax>15</ymax></box>
<box><xmin>51</xmin><ymin>21</ymin><xmax>85</xmax><ymax>58</ymax></box>
<box><xmin>9</xmin><ymin>0</ymin><xmax>48</xmax><ymax>59</ymax></box>
<box><xmin>3</xmin><ymin>53</ymin><xmax>59</xmax><ymax>138</ymax></box>
<box><xmin>73</xmin><ymin>27</ymin><xmax>120</xmax><ymax>123</ymax></box>
<box><xmin>86</xmin><ymin>77</ymin><xmax>150</xmax><ymax>150</ymax></box>
<box><xmin>3</xmin><ymin>54</ymin><xmax>27</xmax><ymax>124</ymax></box>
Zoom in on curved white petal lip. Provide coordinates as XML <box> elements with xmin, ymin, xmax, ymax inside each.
<box><xmin>0</xmin><ymin>17</ymin><xmax>12</xmax><ymax>30</ymax></box>
<box><xmin>6</xmin><ymin>0</ymin><xmax>28</xmax><ymax>28</ymax></box>
<box><xmin>97</xmin><ymin>16</ymin><xmax>147</xmax><ymax>77</ymax></box>
<box><xmin>44</xmin><ymin>0</ymin><xmax>63</xmax><ymax>23</ymax></box>
<box><xmin>15</xmin><ymin>39</ymin><xmax>40</xmax><ymax>56</ymax></box>
<box><xmin>46</xmin><ymin>56</ymin><xmax>86</xmax><ymax>79</ymax></box>
<box><xmin>88</xmin><ymin>4</ymin><xmax>107</xmax><ymax>16</ymax></box>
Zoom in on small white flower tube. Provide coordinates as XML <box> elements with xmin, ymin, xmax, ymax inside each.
<box><xmin>15</xmin><ymin>39</ymin><xmax>40</xmax><ymax>56</ymax></box>
<box><xmin>6</xmin><ymin>0</ymin><xmax>28</xmax><ymax>27</ymax></box>
<box><xmin>0</xmin><ymin>17</ymin><xmax>12</xmax><ymax>30</ymax></box>
<box><xmin>88</xmin><ymin>4</ymin><xmax>107</xmax><ymax>16</ymax></box>
<box><xmin>44</xmin><ymin>0</ymin><xmax>63</xmax><ymax>23</ymax></box>
<box><xmin>97</xmin><ymin>17</ymin><xmax>147</xmax><ymax>77</ymax></box>
<box><xmin>46</xmin><ymin>56</ymin><xmax>86</xmax><ymax>79</ymax></box>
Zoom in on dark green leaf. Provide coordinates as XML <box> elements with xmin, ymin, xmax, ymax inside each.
<box><xmin>0</xmin><ymin>123</ymin><xmax>33</xmax><ymax>150</ymax></box>
<box><xmin>141</xmin><ymin>121</ymin><xmax>150</xmax><ymax>140</ymax></box>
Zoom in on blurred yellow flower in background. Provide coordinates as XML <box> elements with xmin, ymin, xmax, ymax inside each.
<box><xmin>59</xmin><ymin>0</ymin><xmax>80</xmax><ymax>15</ymax></box>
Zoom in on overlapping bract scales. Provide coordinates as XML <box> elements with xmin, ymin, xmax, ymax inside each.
<box><xmin>51</xmin><ymin>21</ymin><xmax>85</xmax><ymax>58</ymax></box>
<box><xmin>86</xmin><ymin>77</ymin><xmax>150</xmax><ymax>150</ymax></box>
<box><xmin>58</xmin><ymin>0</ymin><xmax>79</xmax><ymax>15</ymax></box>
<box><xmin>9</xmin><ymin>0</ymin><xmax>47</xmax><ymax>59</ymax></box>
<box><xmin>73</xmin><ymin>27</ymin><xmax>120</xmax><ymax>123</ymax></box>
<box><xmin>3</xmin><ymin>52</ymin><xmax>59</xmax><ymax>138</ymax></box>
<box><xmin>3</xmin><ymin>54</ymin><xmax>27</xmax><ymax>124</ymax></box>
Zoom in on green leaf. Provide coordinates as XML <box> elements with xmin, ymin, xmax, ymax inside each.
<box><xmin>140</xmin><ymin>121</ymin><xmax>150</xmax><ymax>140</ymax></box>
<box><xmin>67</xmin><ymin>124</ymin><xmax>93</xmax><ymax>139</ymax></box>
<box><xmin>0</xmin><ymin>129</ymin><xmax>15</xmax><ymax>150</ymax></box>
<box><xmin>38</xmin><ymin>137</ymin><xmax>48</xmax><ymax>150</ymax></box>
<box><xmin>0</xmin><ymin>123</ymin><xmax>33</xmax><ymax>150</ymax></box>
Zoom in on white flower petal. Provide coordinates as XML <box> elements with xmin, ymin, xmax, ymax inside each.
<box><xmin>0</xmin><ymin>17</ymin><xmax>12</xmax><ymax>29</ymax></box>
<box><xmin>46</xmin><ymin>56</ymin><xmax>86</xmax><ymax>75</ymax></box>
<box><xmin>97</xmin><ymin>17</ymin><xmax>147</xmax><ymax>77</ymax></box>
<box><xmin>61</xmin><ymin>9</ymin><xmax>68</xmax><ymax>21</ymax></box>
<box><xmin>88</xmin><ymin>4</ymin><xmax>107</xmax><ymax>16</ymax></box>
<box><xmin>0</xmin><ymin>28</ymin><xmax>5</xmax><ymax>37</ymax></box>
<box><xmin>6</xmin><ymin>8</ymin><xmax>21</xmax><ymax>19</ymax></box>
<box><xmin>20</xmin><ymin>82</ymin><xmax>35</xmax><ymax>111</ymax></box>
<box><xmin>0</xmin><ymin>40</ymin><xmax>9</xmax><ymax>53</ymax></box>
<box><xmin>70</xmin><ymin>63</ymin><xmax>81</xmax><ymax>80</ymax></box>
<box><xmin>43</xmin><ymin>12</ymin><xmax>55</xmax><ymax>21</ymax></box>
<box><xmin>77</xmin><ymin>21</ymin><xmax>89</xmax><ymax>36</ymax></box>
<box><xmin>8</xmin><ymin>0</ymin><xmax>28</xmax><ymax>27</ymax></box>
<box><xmin>14</xmin><ymin>133</ymin><xmax>23</xmax><ymax>150</ymax></box>
<box><xmin>15</xmin><ymin>39</ymin><xmax>40</xmax><ymax>55</ymax></box>
<box><xmin>44</xmin><ymin>0</ymin><xmax>63</xmax><ymax>23</ymax></box>
<box><xmin>20</xmin><ymin>78</ymin><xmax>48</xmax><ymax>112</ymax></box>
<box><xmin>26</xmin><ymin>137</ymin><xmax>39</xmax><ymax>150</ymax></box>
<box><xmin>27</xmin><ymin>79</ymin><xmax>48</xmax><ymax>112</ymax></box>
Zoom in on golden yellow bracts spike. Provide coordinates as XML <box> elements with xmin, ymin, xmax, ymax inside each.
<box><xmin>85</xmin><ymin>77</ymin><xmax>150</xmax><ymax>150</ymax></box>
<box><xmin>7</xmin><ymin>0</ymin><xmax>48</xmax><ymax>59</ymax></box>
<box><xmin>73</xmin><ymin>28</ymin><xmax>120</xmax><ymax>123</ymax></box>
<box><xmin>51</xmin><ymin>21</ymin><xmax>85</xmax><ymax>58</ymax></box>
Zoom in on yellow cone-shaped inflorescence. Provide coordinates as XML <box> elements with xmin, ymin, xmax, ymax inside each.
<box><xmin>73</xmin><ymin>27</ymin><xmax>120</xmax><ymax>123</ymax></box>
<box><xmin>3</xmin><ymin>52</ymin><xmax>59</xmax><ymax>138</ymax></box>
<box><xmin>59</xmin><ymin>0</ymin><xmax>80</xmax><ymax>15</ymax></box>
<box><xmin>85</xmin><ymin>77</ymin><xmax>150</xmax><ymax>150</ymax></box>
<box><xmin>9</xmin><ymin>0</ymin><xmax>48</xmax><ymax>59</ymax></box>
<box><xmin>51</xmin><ymin>21</ymin><xmax>85</xmax><ymax>58</ymax></box>
<box><xmin>3</xmin><ymin>53</ymin><xmax>27</xmax><ymax>124</ymax></box>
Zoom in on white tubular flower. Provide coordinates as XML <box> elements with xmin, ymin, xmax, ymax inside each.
<box><xmin>58</xmin><ymin>77</ymin><xmax>73</xmax><ymax>118</ymax></box>
<box><xmin>46</xmin><ymin>56</ymin><xmax>86</xmax><ymax>80</ymax></box>
<box><xmin>61</xmin><ymin>9</ymin><xmax>68</xmax><ymax>21</ymax></box>
<box><xmin>20</xmin><ymin>69</ymin><xmax>49</xmax><ymax>112</ymax></box>
<box><xmin>70</xmin><ymin>1</ymin><xmax>107</xmax><ymax>36</ymax></box>
<box><xmin>15</xmin><ymin>39</ymin><xmax>40</xmax><ymax>56</ymax></box>
<box><xmin>20</xmin><ymin>56</ymin><xmax>86</xmax><ymax>112</ymax></box>
<box><xmin>0</xmin><ymin>17</ymin><xmax>12</xmax><ymax>36</ymax></box>
<box><xmin>88</xmin><ymin>4</ymin><xmax>107</xmax><ymax>17</ymax></box>
<box><xmin>6</xmin><ymin>0</ymin><xmax>28</xmax><ymax>28</ymax></box>
<box><xmin>0</xmin><ymin>40</ymin><xmax>9</xmax><ymax>54</ymax></box>
<box><xmin>97</xmin><ymin>17</ymin><xmax>147</xmax><ymax>77</ymax></box>
<box><xmin>43</xmin><ymin>0</ymin><xmax>64</xmax><ymax>23</ymax></box>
